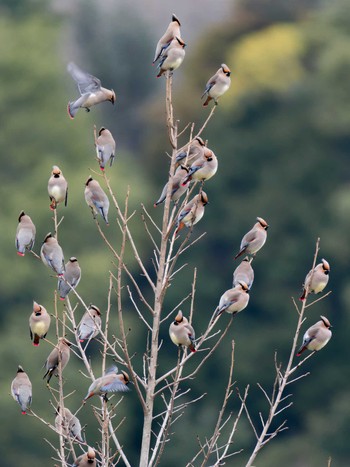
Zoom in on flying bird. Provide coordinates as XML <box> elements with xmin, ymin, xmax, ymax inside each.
<box><xmin>175</xmin><ymin>191</ymin><xmax>209</xmax><ymax>233</ymax></box>
<box><xmin>297</xmin><ymin>316</ymin><xmax>332</xmax><ymax>356</ymax></box>
<box><xmin>40</xmin><ymin>233</ymin><xmax>65</xmax><ymax>276</ymax></box>
<box><xmin>83</xmin><ymin>366</ymin><xmax>130</xmax><ymax>402</ymax></box>
<box><xmin>48</xmin><ymin>166</ymin><xmax>68</xmax><ymax>211</ymax></box>
<box><xmin>153</xmin><ymin>14</ymin><xmax>181</xmax><ymax>64</ymax></box>
<box><xmin>58</xmin><ymin>257</ymin><xmax>81</xmax><ymax>301</ymax></box>
<box><xmin>15</xmin><ymin>211</ymin><xmax>36</xmax><ymax>256</ymax></box>
<box><xmin>169</xmin><ymin>310</ymin><xmax>196</xmax><ymax>353</ymax></box>
<box><xmin>213</xmin><ymin>281</ymin><xmax>250</xmax><ymax>320</ymax></box>
<box><xmin>84</xmin><ymin>176</ymin><xmax>110</xmax><ymax>225</ymax></box>
<box><xmin>11</xmin><ymin>366</ymin><xmax>32</xmax><ymax>415</ymax></box>
<box><xmin>95</xmin><ymin>127</ymin><xmax>116</xmax><ymax>170</ymax></box>
<box><xmin>300</xmin><ymin>259</ymin><xmax>330</xmax><ymax>301</ymax></box>
<box><xmin>234</xmin><ymin>217</ymin><xmax>269</xmax><ymax>260</ymax></box>
<box><xmin>156</xmin><ymin>37</ymin><xmax>186</xmax><ymax>78</ymax></box>
<box><xmin>202</xmin><ymin>64</ymin><xmax>231</xmax><ymax>107</ymax></box>
<box><xmin>43</xmin><ymin>338</ymin><xmax>71</xmax><ymax>384</ymax></box>
<box><xmin>29</xmin><ymin>301</ymin><xmax>51</xmax><ymax>346</ymax></box>
<box><xmin>67</xmin><ymin>62</ymin><xmax>115</xmax><ymax>119</ymax></box>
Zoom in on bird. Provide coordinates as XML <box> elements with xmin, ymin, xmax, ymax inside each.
<box><xmin>73</xmin><ymin>447</ymin><xmax>96</xmax><ymax>467</ymax></box>
<box><xmin>15</xmin><ymin>211</ymin><xmax>36</xmax><ymax>256</ymax></box>
<box><xmin>213</xmin><ymin>281</ymin><xmax>250</xmax><ymax>320</ymax></box>
<box><xmin>169</xmin><ymin>310</ymin><xmax>196</xmax><ymax>353</ymax></box>
<box><xmin>300</xmin><ymin>258</ymin><xmax>330</xmax><ymax>301</ymax></box>
<box><xmin>11</xmin><ymin>366</ymin><xmax>32</xmax><ymax>415</ymax></box>
<box><xmin>232</xmin><ymin>257</ymin><xmax>254</xmax><ymax>289</ymax></box>
<box><xmin>202</xmin><ymin>64</ymin><xmax>231</xmax><ymax>107</ymax></box>
<box><xmin>84</xmin><ymin>176</ymin><xmax>110</xmax><ymax>225</ymax></box>
<box><xmin>234</xmin><ymin>217</ymin><xmax>269</xmax><ymax>260</ymax></box>
<box><xmin>154</xmin><ymin>165</ymin><xmax>190</xmax><ymax>207</ymax></box>
<box><xmin>78</xmin><ymin>305</ymin><xmax>102</xmax><ymax>343</ymax></box>
<box><xmin>48</xmin><ymin>166</ymin><xmax>68</xmax><ymax>211</ymax></box>
<box><xmin>55</xmin><ymin>406</ymin><xmax>84</xmax><ymax>443</ymax></box>
<box><xmin>83</xmin><ymin>366</ymin><xmax>130</xmax><ymax>402</ymax></box>
<box><xmin>58</xmin><ymin>257</ymin><xmax>81</xmax><ymax>301</ymax></box>
<box><xmin>181</xmin><ymin>147</ymin><xmax>218</xmax><ymax>185</ymax></box>
<box><xmin>95</xmin><ymin>127</ymin><xmax>116</xmax><ymax>171</ymax></box>
<box><xmin>175</xmin><ymin>191</ymin><xmax>209</xmax><ymax>234</ymax></box>
<box><xmin>43</xmin><ymin>338</ymin><xmax>71</xmax><ymax>384</ymax></box>
<box><xmin>296</xmin><ymin>316</ymin><xmax>332</xmax><ymax>356</ymax></box>
<box><xmin>40</xmin><ymin>233</ymin><xmax>65</xmax><ymax>276</ymax></box>
<box><xmin>153</xmin><ymin>14</ymin><xmax>181</xmax><ymax>64</ymax></box>
<box><xmin>156</xmin><ymin>37</ymin><xmax>186</xmax><ymax>78</ymax></box>
<box><xmin>175</xmin><ymin>136</ymin><xmax>206</xmax><ymax>166</ymax></box>
<box><xmin>67</xmin><ymin>62</ymin><xmax>115</xmax><ymax>118</ymax></box>
<box><xmin>29</xmin><ymin>301</ymin><xmax>51</xmax><ymax>346</ymax></box>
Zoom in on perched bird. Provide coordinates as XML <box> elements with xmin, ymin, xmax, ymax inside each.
<box><xmin>95</xmin><ymin>127</ymin><xmax>116</xmax><ymax>170</ymax></box>
<box><xmin>234</xmin><ymin>217</ymin><xmax>269</xmax><ymax>260</ymax></box>
<box><xmin>175</xmin><ymin>136</ymin><xmax>206</xmax><ymax>166</ymax></box>
<box><xmin>213</xmin><ymin>281</ymin><xmax>250</xmax><ymax>320</ymax></box>
<box><xmin>55</xmin><ymin>407</ymin><xmax>84</xmax><ymax>443</ymax></box>
<box><xmin>169</xmin><ymin>310</ymin><xmax>196</xmax><ymax>353</ymax></box>
<box><xmin>48</xmin><ymin>166</ymin><xmax>68</xmax><ymax>211</ymax></box>
<box><xmin>232</xmin><ymin>257</ymin><xmax>254</xmax><ymax>289</ymax></box>
<box><xmin>15</xmin><ymin>211</ymin><xmax>36</xmax><ymax>256</ymax></box>
<box><xmin>300</xmin><ymin>259</ymin><xmax>330</xmax><ymax>301</ymax></box>
<box><xmin>43</xmin><ymin>338</ymin><xmax>71</xmax><ymax>384</ymax></box>
<box><xmin>58</xmin><ymin>257</ymin><xmax>81</xmax><ymax>301</ymax></box>
<box><xmin>181</xmin><ymin>147</ymin><xmax>218</xmax><ymax>185</ymax></box>
<box><xmin>83</xmin><ymin>366</ymin><xmax>130</xmax><ymax>402</ymax></box>
<box><xmin>29</xmin><ymin>301</ymin><xmax>51</xmax><ymax>346</ymax></box>
<box><xmin>40</xmin><ymin>233</ymin><xmax>65</xmax><ymax>276</ymax></box>
<box><xmin>78</xmin><ymin>305</ymin><xmax>102</xmax><ymax>343</ymax></box>
<box><xmin>67</xmin><ymin>62</ymin><xmax>115</xmax><ymax>119</ymax></box>
<box><xmin>156</xmin><ymin>37</ymin><xmax>186</xmax><ymax>78</ymax></box>
<box><xmin>175</xmin><ymin>191</ymin><xmax>209</xmax><ymax>234</ymax></box>
<box><xmin>202</xmin><ymin>64</ymin><xmax>231</xmax><ymax>107</ymax></box>
<box><xmin>153</xmin><ymin>14</ymin><xmax>181</xmax><ymax>64</ymax></box>
<box><xmin>296</xmin><ymin>316</ymin><xmax>332</xmax><ymax>356</ymax></box>
<box><xmin>84</xmin><ymin>176</ymin><xmax>110</xmax><ymax>225</ymax></box>
<box><xmin>11</xmin><ymin>366</ymin><xmax>32</xmax><ymax>415</ymax></box>
<box><xmin>154</xmin><ymin>165</ymin><xmax>190</xmax><ymax>207</ymax></box>
<box><xmin>73</xmin><ymin>447</ymin><xmax>96</xmax><ymax>467</ymax></box>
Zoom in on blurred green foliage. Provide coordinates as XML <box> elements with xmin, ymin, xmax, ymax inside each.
<box><xmin>1</xmin><ymin>0</ymin><xmax>350</xmax><ymax>465</ymax></box>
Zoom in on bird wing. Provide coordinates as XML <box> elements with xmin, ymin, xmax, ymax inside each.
<box><xmin>201</xmin><ymin>73</ymin><xmax>218</xmax><ymax>98</ymax></box>
<box><xmin>219</xmin><ymin>293</ymin><xmax>239</xmax><ymax>313</ymax></box>
<box><xmin>101</xmin><ymin>378</ymin><xmax>130</xmax><ymax>393</ymax></box>
<box><xmin>241</xmin><ymin>230</ymin><xmax>257</xmax><ymax>247</ymax></box>
<box><xmin>104</xmin><ymin>365</ymin><xmax>119</xmax><ymax>375</ymax></box>
<box><xmin>67</xmin><ymin>62</ymin><xmax>101</xmax><ymax>95</ymax></box>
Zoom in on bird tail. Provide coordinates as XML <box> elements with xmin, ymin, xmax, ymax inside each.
<box><xmin>234</xmin><ymin>248</ymin><xmax>245</xmax><ymax>260</ymax></box>
<box><xmin>299</xmin><ymin>289</ymin><xmax>306</xmax><ymax>301</ymax></box>
<box><xmin>33</xmin><ymin>334</ymin><xmax>40</xmax><ymax>346</ymax></box>
<box><xmin>296</xmin><ymin>346</ymin><xmax>306</xmax><ymax>357</ymax></box>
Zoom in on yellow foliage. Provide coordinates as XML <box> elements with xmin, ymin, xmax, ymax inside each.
<box><xmin>225</xmin><ymin>23</ymin><xmax>305</xmax><ymax>106</ymax></box>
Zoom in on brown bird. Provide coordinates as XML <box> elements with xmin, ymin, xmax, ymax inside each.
<box><xmin>181</xmin><ymin>147</ymin><xmax>218</xmax><ymax>185</ymax></box>
<box><xmin>297</xmin><ymin>316</ymin><xmax>332</xmax><ymax>356</ymax></box>
<box><xmin>84</xmin><ymin>176</ymin><xmax>110</xmax><ymax>225</ymax></box>
<box><xmin>156</xmin><ymin>36</ymin><xmax>186</xmax><ymax>78</ymax></box>
<box><xmin>234</xmin><ymin>217</ymin><xmax>269</xmax><ymax>260</ymax></box>
<box><xmin>95</xmin><ymin>127</ymin><xmax>116</xmax><ymax>170</ymax></box>
<box><xmin>11</xmin><ymin>366</ymin><xmax>32</xmax><ymax>414</ymax></box>
<box><xmin>154</xmin><ymin>165</ymin><xmax>190</xmax><ymax>207</ymax></box>
<box><xmin>40</xmin><ymin>232</ymin><xmax>65</xmax><ymax>276</ymax></box>
<box><xmin>175</xmin><ymin>136</ymin><xmax>206</xmax><ymax>166</ymax></box>
<box><xmin>153</xmin><ymin>14</ymin><xmax>181</xmax><ymax>64</ymax></box>
<box><xmin>73</xmin><ymin>447</ymin><xmax>96</xmax><ymax>467</ymax></box>
<box><xmin>78</xmin><ymin>305</ymin><xmax>102</xmax><ymax>343</ymax></box>
<box><xmin>300</xmin><ymin>259</ymin><xmax>330</xmax><ymax>301</ymax></box>
<box><xmin>232</xmin><ymin>257</ymin><xmax>254</xmax><ymax>289</ymax></box>
<box><xmin>29</xmin><ymin>301</ymin><xmax>51</xmax><ymax>346</ymax></box>
<box><xmin>202</xmin><ymin>64</ymin><xmax>231</xmax><ymax>106</ymax></box>
<box><xmin>58</xmin><ymin>257</ymin><xmax>81</xmax><ymax>301</ymax></box>
<box><xmin>175</xmin><ymin>192</ymin><xmax>209</xmax><ymax>233</ymax></box>
<box><xmin>169</xmin><ymin>310</ymin><xmax>196</xmax><ymax>352</ymax></box>
<box><xmin>48</xmin><ymin>166</ymin><xmax>68</xmax><ymax>211</ymax></box>
<box><xmin>213</xmin><ymin>281</ymin><xmax>250</xmax><ymax>320</ymax></box>
<box><xmin>43</xmin><ymin>338</ymin><xmax>71</xmax><ymax>384</ymax></box>
<box><xmin>55</xmin><ymin>406</ymin><xmax>84</xmax><ymax>443</ymax></box>
<box><xmin>83</xmin><ymin>366</ymin><xmax>130</xmax><ymax>402</ymax></box>
<box><xmin>15</xmin><ymin>211</ymin><xmax>36</xmax><ymax>256</ymax></box>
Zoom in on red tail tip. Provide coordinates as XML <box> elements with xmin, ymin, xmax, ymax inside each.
<box><xmin>59</xmin><ymin>297</ymin><xmax>65</xmax><ymax>301</ymax></box>
<box><xmin>21</xmin><ymin>411</ymin><xmax>27</xmax><ymax>415</ymax></box>
<box><xmin>100</xmin><ymin>167</ymin><xmax>105</xmax><ymax>171</ymax></box>
<box><xmin>79</xmin><ymin>339</ymin><xmax>84</xmax><ymax>343</ymax></box>
<box><xmin>299</xmin><ymin>297</ymin><xmax>306</xmax><ymax>301</ymax></box>
<box><xmin>296</xmin><ymin>353</ymin><xmax>301</xmax><ymax>357</ymax></box>
<box><xmin>67</xmin><ymin>103</ymin><xmax>74</xmax><ymax>120</ymax></box>
<box><xmin>33</xmin><ymin>343</ymin><xmax>39</xmax><ymax>347</ymax></box>
<box><xmin>17</xmin><ymin>252</ymin><xmax>25</xmax><ymax>257</ymax></box>
<box><xmin>153</xmin><ymin>203</ymin><xmax>157</xmax><ymax>208</ymax></box>
<box><xmin>190</xmin><ymin>348</ymin><xmax>197</xmax><ymax>353</ymax></box>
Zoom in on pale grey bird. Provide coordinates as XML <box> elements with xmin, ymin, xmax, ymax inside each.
<box><xmin>83</xmin><ymin>366</ymin><xmax>130</xmax><ymax>402</ymax></box>
<box><xmin>202</xmin><ymin>64</ymin><xmax>231</xmax><ymax>106</ymax></box>
<box><xmin>55</xmin><ymin>407</ymin><xmax>84</xmax><ymax>443</ymax></box>
<box><xmin>181</xmin><ymin>147</ymin><xmax>218</xmax><ymax>185</ymax></box>
<box><xmin>175</xmin><ymin>191</ymin><xmax>209</xmax><ymax>233</ymax></box>
<box><xmin>11</xmin><ymin>366</ymin><xmax>32</xmax><ymax>414</ymax></box>
<box><xmin>157</xmin><ymin>37</ymin><xmax>186</xmax><ymax>78</ymax></box>
<box><xmin>297</xmin><ymin>316</ymin><xmax>332</xmax><ymax>356</ymax></box>
<box><xmin>40</xmin><ymin>233</ymin><xmax>65</xmax><ymax>276</ymax></box>
<box><xmin>29</xmin><ymin>301</ymin><xmax>51</xmax><ymax>346</ymax></box>
<box><xmin>175</xmin><ymin>136</ymin><xmax>206</xmax><ymax>166</ymax></box>
<box><xmin>234</xmin><ymin>217</ymin><xmax>269</xmax><ymax>260</ymax></box>
<box><xmin>154</xmin><ymin>165</ymin><xmax>190</xmax><ymax>207</ymax></box>
<box><xmin>43</xmin><ymin>338</ymin><xmax>71</xmax><ymax>384</ymax></box>
<box><xmin>96</xmin><ymin>127</ymin><xmax>116</xmax><ymax>171</ymax></box>
<box><xmin>73</xmin><ymin>447</ymin><xmax>96</xmax><ymax>467</ymax></box>
<box><xmin>300</xmin><ymin>259</ymin><xmax>330</xmax><ymax>301</ymax></box>
<box><xmin>153</xmin><ymin>14</ymin><xmax>181</xmax><ymax>64</ymax></box>
<box><xmin>67</xmin><ymin>62</ymin><xmax>115</xmax><ymax>118</ymax></box>
<box><xmin>233</xmin><ymin>257</ymin><xmax>254</xmax><ymax>289</ymax></box>
<box><xmin>15</xmin><ymin>211</ymin><xmax>36</xmax><ymax>256</ymax></box>
<box><xmin>58</xmin><ymin>257</ymin><xmax>81</xmax><ymax>301</ymax></box>
<box><xmin>48</xmin><ymin>166</ymin><xmax>68</xmax><ymax>211</ymax></box>
<box><xmin>169</xmin><ymin>310</ymin><xmax>196</xmax><ymax>353</ymax></box>
<box><xmin>213</xmin><ymin>281</ymin><xmax>250</xmax><ymax>320</ymax></box>
<box><xmin>78</xmin><ymin>305</ymin><xmax>102</xmax><ymax>343</ymax></box>
<box><xmin>84</xmin><ymin>176</ymin><xmax>110</xmax><ymax>225</ymax></box>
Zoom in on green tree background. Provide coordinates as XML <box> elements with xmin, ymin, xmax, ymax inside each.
<box><xmin>1</xmin><ymin>0</ymin><xmax>350</xmax><ymax>465</ymax></box>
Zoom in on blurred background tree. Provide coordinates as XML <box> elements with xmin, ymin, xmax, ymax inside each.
<box><xmin>1</xmin><ymin>0</ymin><xmax>350</xmax><ymax>465</ymax></box>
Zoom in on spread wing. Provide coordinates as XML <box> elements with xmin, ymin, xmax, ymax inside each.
<box><xmin>67</xmin><ymin>62</ymin><xmax>101</xmax><ymax>95</ymax></box>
